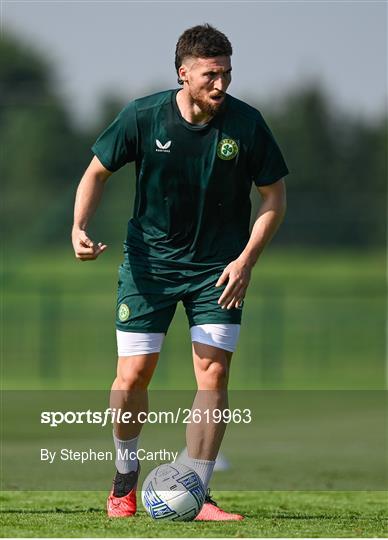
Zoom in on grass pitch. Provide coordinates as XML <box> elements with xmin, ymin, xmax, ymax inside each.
<box><xmin>1</xmin><ymin>490</ymin><xmax>387</xmax><ymax>537</ymax></box>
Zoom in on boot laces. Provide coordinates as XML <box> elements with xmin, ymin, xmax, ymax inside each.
<box><xmin>204</xmin><ymin>488</ymin><xmax>218</xmax><ymax>507</ymax></box>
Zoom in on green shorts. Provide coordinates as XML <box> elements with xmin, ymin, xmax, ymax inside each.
<box><xmin>116</xmin><ymin>262</ymin><xmax>243</xmax><ymax>333</ymax></box>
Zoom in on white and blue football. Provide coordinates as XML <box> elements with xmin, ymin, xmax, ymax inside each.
<box><xmin>141</xmin><ymin>463</ymin><xmax>205</xmax><ymax>521</ymax></box>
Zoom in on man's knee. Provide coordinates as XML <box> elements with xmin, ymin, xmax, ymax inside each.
<box><xmin>115</xmin><ymin>354</ymin><xmax>158</xmax><ymax>390</ymax></box>
<box><xmin>115</xmin><ymin>369</ymin><xmax>148</xmax><ymax>390</ymax></box>
<box><xmin>203</xmin><ymin>360</ymin><xmax>229</xmax><ymax>389</ymax></box>
<box><xmin>194</xmin><ymin>345</ymin><xmax>231</xmax><ymax>389</ymax></box>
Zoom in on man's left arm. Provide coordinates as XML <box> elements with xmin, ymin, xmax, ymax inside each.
<box><xmin>216</xmin><ymin>178</ymin><xmax>287</xmax><ymax>309</ymax></box>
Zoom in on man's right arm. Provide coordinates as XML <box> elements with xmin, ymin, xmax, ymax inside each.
<box><xmin>72</xmin><ymin>156</ymin><xmax>112</xmax><ymax>261</ymax></box>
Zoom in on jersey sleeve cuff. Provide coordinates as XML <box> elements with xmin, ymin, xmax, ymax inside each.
<box><xmin>254</xmin><ymin>168</ymin><xmax>289</xmax><ymax>186</ymax></box>
<box><xmin>91</xmin><ymin>145</ymin><xmax>117</xmax><ymax>172</ymax></box>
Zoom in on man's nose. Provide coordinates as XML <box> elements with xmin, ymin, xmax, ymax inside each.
<box><xmin>214</xmin><ymin>74</ymin><xmax>229</xmax><ymax>92</ymax></box>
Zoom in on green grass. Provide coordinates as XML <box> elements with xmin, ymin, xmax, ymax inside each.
<box><xmin>1</xmin><ymin>491</ymin><xmax>387</xmax><ymax>537</ymax></box>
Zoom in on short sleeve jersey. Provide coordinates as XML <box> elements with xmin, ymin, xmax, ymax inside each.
<box><xmin>92</xmin><ymin>89</ymin><xmax>289</xmax><ymax>267</ymax></box>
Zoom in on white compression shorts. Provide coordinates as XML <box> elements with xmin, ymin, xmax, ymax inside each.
<box><xmin>117</xmin><ymin>323</ymin><xmax>241</xmax><ymax>357</ymax></box>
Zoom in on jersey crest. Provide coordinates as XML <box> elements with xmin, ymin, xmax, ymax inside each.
<box><xmin>217</xmin><ymin>138</ymin><xmax>239</xmax><ymax>160</ymax></box>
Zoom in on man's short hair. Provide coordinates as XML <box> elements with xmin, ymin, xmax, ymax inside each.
<box><xmin>175</xmin><ymin>24</ymin><xmax>233</xmax><ymax>84</ymax></box>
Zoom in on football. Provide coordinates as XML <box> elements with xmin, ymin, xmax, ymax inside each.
<box><xmin>141</xmin><ymin>463</ymin><xmax>205</xmax><ymax>521</ymax></box>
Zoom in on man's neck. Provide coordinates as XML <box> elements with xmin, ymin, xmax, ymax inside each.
<box><xmin>176</xmin><ymin>89</ymin><xmax>212</xmax><ymax>125</ymax></box>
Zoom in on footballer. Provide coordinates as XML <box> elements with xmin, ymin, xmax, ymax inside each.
<box><xmin>72</xmin><ymin>24</ymin><xmax>288</xmax><ymax>520</ymax></box>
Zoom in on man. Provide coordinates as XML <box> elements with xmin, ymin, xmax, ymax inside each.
<box><xmin>72</xmin><ymin>24</ymin><xmax>288</xmax><ymax>521</ymax></box>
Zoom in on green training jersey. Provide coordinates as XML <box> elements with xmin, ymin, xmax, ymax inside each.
<box><xmin>92</xmin><ymin>89</ymin><xmax>288</xmax><ymax>267</ymax></box>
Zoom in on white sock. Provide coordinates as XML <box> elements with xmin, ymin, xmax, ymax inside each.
<box><xmin>113</xmin><ymin>432</ymin><xmax>139</xmax><ymax>474</ymax></box>
<box><xmin>177</xmin><ymin>447</ymin><xmax>215</xmax><ymax>490</ymax></box>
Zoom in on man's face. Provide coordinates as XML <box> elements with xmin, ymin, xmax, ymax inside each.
<box><xmin>180</xmin><ymin>56</ymin><xmax>232</xmax><ymax>116</ymax></box>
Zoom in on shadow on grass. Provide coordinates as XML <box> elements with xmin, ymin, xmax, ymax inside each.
<box><xmin>0</xmin><ymin>508</ymin><xmax>102</xmax><ymax>514</ymax></box>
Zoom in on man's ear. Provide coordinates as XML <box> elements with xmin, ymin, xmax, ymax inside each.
<box><xmin>178</xmin><ymin>64</ymin><xmax>188</xmax><ymax>83</ymax></box>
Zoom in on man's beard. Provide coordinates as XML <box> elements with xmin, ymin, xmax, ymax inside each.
<box><xmin>191</xmin><ymin>91</ymin><xmax>225</xmax><ymax>117</ymax></box>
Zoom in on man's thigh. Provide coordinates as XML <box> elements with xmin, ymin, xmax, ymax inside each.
<box><xmin>116</xmin><ymin>263</ymin><xmax>180</xmax><ymax>333</ymax></box>
<box><xmin>183</xmin><ymin>270</ymin><xmax>243</xmax><ymax>328</ymax></box>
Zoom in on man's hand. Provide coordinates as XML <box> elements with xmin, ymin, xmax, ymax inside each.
<box><xmin>216</xmin><ymin>258</ymin><xmax>252</xmax><ymax>309</ymax></box>
<box><xmin>72</xmin><ymin>227</ymin><xmax>107</xmax><ymax>261</ymax></box>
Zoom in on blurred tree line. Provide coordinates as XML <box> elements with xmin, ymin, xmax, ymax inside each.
<box><xmin>1</xmin><ymin>33</ymin><xmax>386</xmax><ymax>251</ymax></box>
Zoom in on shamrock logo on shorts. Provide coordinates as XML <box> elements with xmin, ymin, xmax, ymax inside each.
<box><xmin>118</xmin><ymin>303</ymin><xmax>131</xmax><ymax>321</ymax></box>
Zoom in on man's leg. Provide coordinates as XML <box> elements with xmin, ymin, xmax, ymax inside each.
<box><xmin>111</xmin><ymin>352</ymin><xmax>159</xmax><ymax>455</ymax></box>
<box><xmin>107</xmin><ymin>331</ymin><xmax>164</xmax><ymax>518</ymax></box>
<box><xmin>177</xmin><ymin>324</ymin><xmax>243</xmax><ymax>521</ymax></box>
<box><xmin>188</xmin><ymin>342</ymin><xmax>231</xmax><ymax>463</ymax></box>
